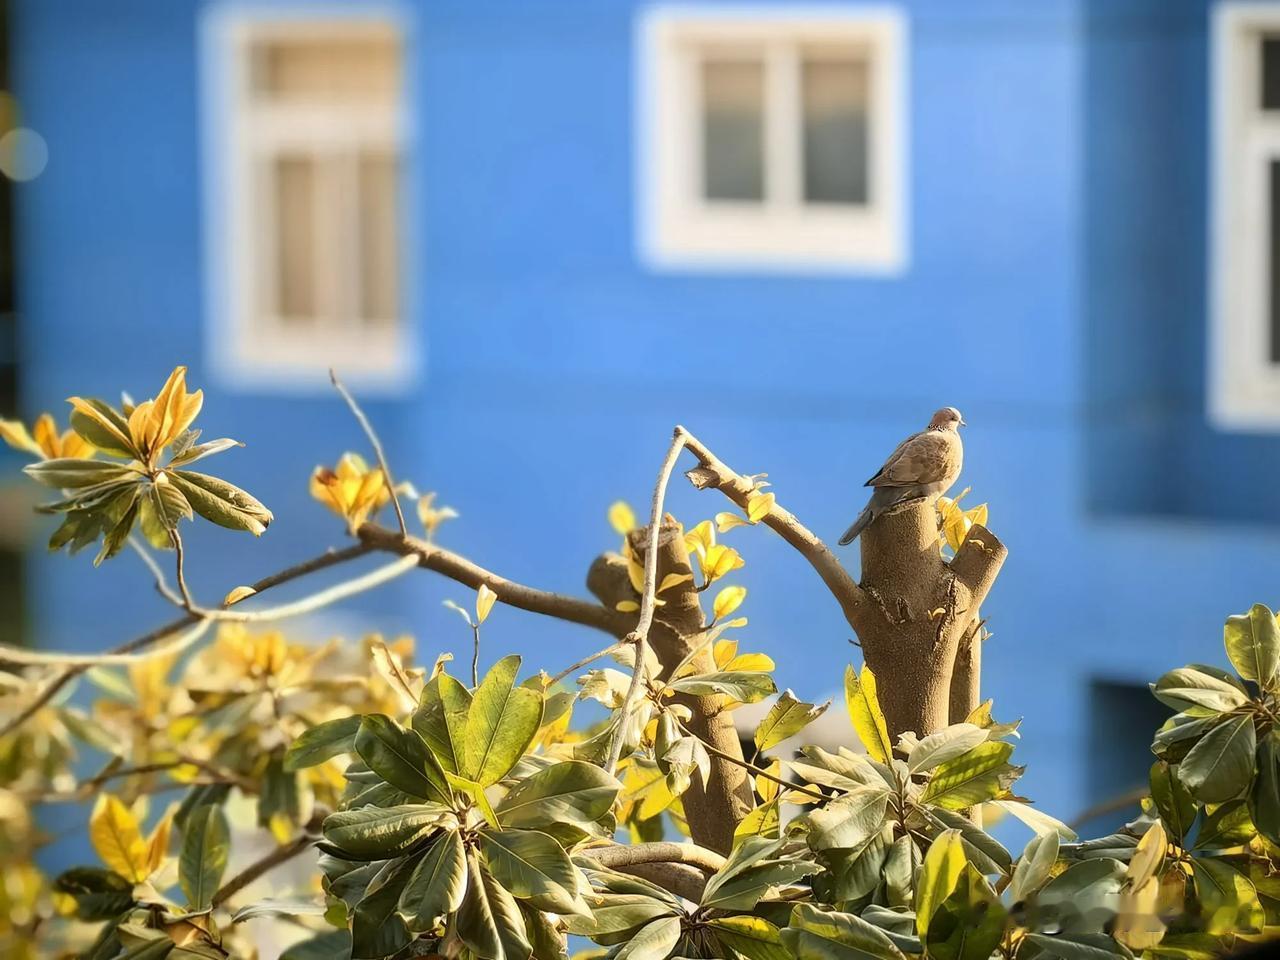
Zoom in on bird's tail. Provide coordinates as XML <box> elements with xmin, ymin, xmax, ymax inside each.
<box><xmin>837</xmin><ymin>506</ymin><xmax>874</xmax><ymax>546</ymax></box>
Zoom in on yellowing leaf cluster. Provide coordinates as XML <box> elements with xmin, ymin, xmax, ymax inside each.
<box><xmin>0</xmin><ymin>413</ymin><xmax>93</xmax><ymax>460</ymax></box>
<box><xmin>311</xmin><ymin>452</ymin><xmax>391</xmax><ymax>531</ymax></box>
<box><xmin>89</xmin><ymin>794</ymin><xmax>173</xmax><ymax>884</ymax></box>
<box><xmin>936</xmin><ymin>488</ymin><xmax>989</xmax><ymax>553</ymax></box>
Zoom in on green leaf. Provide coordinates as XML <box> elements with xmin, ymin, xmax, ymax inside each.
<box><xmin>1195</xmin><ymin>800</ymin><xmax>1256</xmax><ymax>850</ymax></box>
<box><xmin>351</xmin><ymin>857</ymin><xmax>414</xmax><ymax>959</ymax></box>
<box><xmin>168</xmin><ymin>437</ymin><xmax>242</xmax><ymax>468</ymax></box>
<box><xmin>1151</xmin><ymin>667</ymin><xmax>1247</xmax><ymax>713</ymax></box>
<box><xmin>565</xmin><ymin>891</ymin><xmax>676</xmax><ymax>938</ymax></box>
<box><xmin>167</xmin><ymin>469</ymin><xmax>273</xmax><ymax>535</ymax></box>
<box><xmin>1250</xmin><ymin>731</ymin><xmax>1280</xmax><ymax>846</ymax></box>
<box><xmin>1191</xmin><ymin>857</ymin><xmax>1264</xmax><ymax>935</ymax></box>
<box><xmin>1024</xmin><ymin>933</ymin><xmax>1134</xmax><ymax>960</ymax></box>
<box><xmin>412</xmin><ymin>673</ymin><xmax>471</xmax><ymax>776</ymax></box>
<box><xmin>1150</xmin><ymin>761</ymin><xmax>1199</xmax><ymax>841</ymax></box>
<box><xmin>495</xmin><ymin>759</ymin><xmax>621</xmax><ymax>830</ymax></box>
<box><xmin>258</xmin><ymin>756</ymin><xmax>306</xmax><ymax>829</ymax></box>
<box><xmin>700</xmin><ymin>858</ymin><xmax>818</xmax><ymax>911</ymax></box>
<box><xmin>1177</xmin><ymin>714</ymin><xmax>1257</xmax><ymax>804</ymax></box>
<box><xmin>845</xmin><ymin>664</ymin><xmax>893</xmax><ymax>764</ymax></box>
<box><xmin>883</xmin><ymin>835</ymin><xmax>919</xmax><ymax>909</ymax></box>
<box><xmin>456</xmin><ymin>851</ymin><xmax>533</xmax><ymax>960</ymax></box>
<box><xmin>1032</xmin><ymin>858</ymin><xmax>1126</xmax><ymax>936</ymax></box>
<box><xmin>802</xmin><ymin>783</ymin><xmax>891</xmax><ymax>851</ymax></box>
<box><xmin>925</xmin><ymin>865</ymin><xmax>1006</xmax><ymax>960</ymax></box>
<box><xmin>780</xmin><ymin>902</ymin><xmax>906</xmax><ymax>960</ymax></box>
<box><xmin>986</xmin><ymin>799</ymin><xmax>1077</xmax><ymax>840</ymax></box>
<box><xmin>464</xmin><ymin>655</ymin><xmax>544</xmax><ymax>786</ymax></box>
<box><xmin>479</xmin><ymin>827</ymin><xmax>583</xmax><ymax>914</ymax></box>
<box><xmin>907</xmin><ymin>724</ymin><xmax>989</xmax><ymax>775</ymax></box>
<box><xmin>230</xmin><ymin>899</ymin><xmax>327</xmax><ymax>923</ymax></box>
<box><xmin>284</xmin><ymin>715</ymin><xmax>361</xmax><ymax>771</ymax></box>
<box><xmin>1009</xmin><ymin>830</ymin><xmax>1059</xmax><ymax>904</ymax></box>
<box><xmin>915</xmin><ymin>830</ymin><xmax>965</xmax><ymax>938</ymax></box>
<box><xmin>95</xmin><ymin>489</ymin><xmax>142</xmax><ymax>565</ymax></box>
<box><xmin>320</xmin><ymin>805</ymin><xmax>447</xmax><ymax>860</ymax></box>
<box><xmin>1224</xmin><ymin>604</ymin><xmax>1280</xmax><ymax>690</ymax></box>
<box><xmin>179</xmin><ymin>805</ymin><xmax>229</xmax><ymax>911</ymax></box>
<box><xmin>355</xmin><ymin>714</ymin><xmax>452</xmax><ymax>803</ymax></box>
<box><xmin>920</xmin><ymin>741</ymin><xmax>1017</xmax><ymax>810</ymax></box>
<box><xmin>667</xmin><ymin>670</ymin><xmax>777</xmax><ymax>703</ymax></box>
<box><xmin>613</xmin><ymin>916</ymin><xmax>682</xmax><ymax>960</ymax></box>
<box><xmin>149</xmin><ymin>476</ymin><xmax>192</xmax><ymax>531</ymax></box>
<box><xmin>52</xmin><ymin>867</ymin><xmax>135</xmax><ymax>921</ymax></box>
<box><xmin>708</xmin><ymin>915</ymin><xmax>789</xmax><ymax>960</ymax></box>
<box><xmin>69</xmin><ymin>398</ymin><xmax>138</xmax><ymax>457</ymax></box>
<box><xmin>397</xmin><ymin>829</ymin><xmax>467</xmax><ymax>932</ymax></box>
<box><xmin>754</xmin><ymin>692</ymin><xmax>829</xmax><ymax>752</ymax></box>
<box><xmin>278</xmin><ymin>931</ymin><xmax>352</xmax><ymax>960</ymax></box>
<box><xmin>24</xmin><ymin>458</ymin><xmax>140</xmax><ymax>489</ymax></box>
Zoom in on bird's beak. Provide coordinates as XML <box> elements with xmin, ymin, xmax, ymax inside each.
<box><xmin>959</xmin><ymin>419</ymin><xmax>967</xmax><ymax>427</ymax></box>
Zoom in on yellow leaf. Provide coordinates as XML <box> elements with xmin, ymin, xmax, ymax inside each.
<box><xmin>616</xmin><ymin>600</ymin><xmax>640</xmax><ymax>613</ymax></box>
<box><xmin>746</xmin><ymin>491</ymin><xmax>775</xmax><ymax>523</ymax></box>
<box><xmin>223</xmin><ymin>585</ymin><xmax>256</xmax><ymax>606</ymax></box>
<box><xmin>701</xmin><ymin>544</ymin><xmax>744</xmax><ymax>584</ymax></box>
<box><xmin>476</xmin><ymin>584</ymin><xmax>498</xmax><ymax>624</ymax></box>
<box><xmin>714</xmin><ymin>511</ymin><xmax>750</xmax><ymax>533</ymax></box>
<box><xmin>417</xmin><ymin>492</ymin><xmax>458</xmax><ymax>537</ymax></box>
<box><xmin>683</xmin><ymin>520</ymin><xmax>714</xmax><ymax>557</ymax></box>
<box><xmin>67</xmin><ymin>396</ymin><xmax>135</xmax><ymax>454</ymax></box>
<box><xmin>756</xmin><ymin>759</ymin><xmax>782</xmax><ymax>803</ymax></box>
<box><xmin>1126</xmin><ymin>820</ymin><xmax>1167</xmax><ymax>890</ymax></box>
<box><xmin>145</xmin><ymin>806</ymin><xmax>176</xmax><ymax>878</ymax></box>
<box><xmin>845</xmin><ymin>664</ymin><xmax>893</xmax><ymax>763</ymax></box>
<box><xmin>725</xmin><ymin>652</ymin><xmax>774</xmax><ymax>672</ymax></box>
<box><xmin>965</xmin><ymin>700</ymin><xmax>994</xmax><ymax>728</ymax></box>
<box><xmin>713</xmin><ymin>586</ymin><xmax>747</xmax><ymax>620</ymax></box>
<box><xmin>916</xmin><ymin>830</ymin><xmax>966</xmax><ymax>937</ymax></box>
<box><xmin>429</xmin><ymin>652</ymin><xmax>454</xmax><ymax>681</ymax></box>
<box><xmin>0</xmin><ymin>418</ymin><xmax>42</xmax><ymax>457</ymax></box>
<box><xmin>657</xmin><ymin>572</ymin><xmax>692</xmax><ymax>594</ymax></box>
<box><xmin>608</xmin><ymin>501</ymin><xmax>637</xmax><ymax>535</ymax></box>
<box><xmin>713</xmin><ymin>639</ymin><xmax>738</xmax><ymax>669</ymax></box>
<box><xmin>90</xmin><ymin>794</ymin><xmax>149</xmax><ymax>882</ymax></box>
<box><xmin>627</xmin><ymin>558</ymin><xmax>645</xmax><ymax>594</ymax></box>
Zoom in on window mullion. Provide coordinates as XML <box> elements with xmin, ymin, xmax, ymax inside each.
<box><xmin>766</xmin><ymin>40</ymin><xmax>800</xmax><ymax>210</ymax></box>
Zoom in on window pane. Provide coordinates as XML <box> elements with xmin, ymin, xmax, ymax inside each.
<box><xmin>359</xmin><ymin>152</ymin><xmax>399</xmax><ymax>324</ymax></box>
<box><xmin>1271</xmin><ymin>160</ymin><xmax>1280</xmax><ymax>363</ymax></box>
<box><xmin>802</xmin><ymin>57</ymin><xmax>869</xmax><ymax>205</ymax></box>
<box><xmin>702</xmin><ymin>58</ymin><xmax>764</xmax><ymax>202</ymax></box>
<box><xmin>1263</xmin><ymin>37</ymin><xmax>1280</xmax><ymax>110</ymax></box>
<box><xmin>253</xmin><ymin>34</ymin><xmax>401</xmax><ymax>101</ymax></box>
<box><xmin>274</xmin><ymin>156</ymin><xmax>316</xmax><ymax>321</ymax></box>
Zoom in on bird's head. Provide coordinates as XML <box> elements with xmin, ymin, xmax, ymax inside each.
<box><xmin>927</xmin><ymin>407</ymin><xmax>966</xmax><ymax>432</ymax></box>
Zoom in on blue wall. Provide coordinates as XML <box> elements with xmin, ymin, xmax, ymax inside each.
<box><xmin>10</xmin><ymin>0</ymin><xmax>1280</xmax><ymax>852</ymax></box>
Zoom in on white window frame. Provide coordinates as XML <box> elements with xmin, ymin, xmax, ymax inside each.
<box><xmin>1212</xmin><ymin>3</ymin><xmax>1280</xmax><ymax>428</ymax></box>
<box><xmin>637</xmin><ymin>5</ymin><xmax>908</xmax><ymax>274</ymax></box>
<box><xmin>200</xmin><ymin>5</ymin><xmax>416</xmax><ymax>393</ymax></box>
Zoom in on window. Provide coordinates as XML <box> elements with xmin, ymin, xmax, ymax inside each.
<box><xmin>638</xmin><ymin>7</ymin><xmax>907</xmax><ymax>272</ymax></box>
<box><xmin>1210</xmin><ymin>4</ymin><xmax>1280</xmax><ymax>427</ymax></box>
<box><xmin>202</xmin><ymin>11</ymin><xmax>412</xmax><ymax>389</ymax></box>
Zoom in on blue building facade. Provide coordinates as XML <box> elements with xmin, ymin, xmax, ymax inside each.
<box><xmin>6</xmin><ymin>0</ymin><xmax>1280</xmax><ymax>832</ymax></box>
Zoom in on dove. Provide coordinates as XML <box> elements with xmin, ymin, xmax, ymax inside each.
<box><xmin>837</xmin><ymin>407</ymin><xmax>966</xmax><ymax>546</ymax></box>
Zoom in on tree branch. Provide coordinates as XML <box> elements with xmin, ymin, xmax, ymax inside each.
<box><xmin>211</xmin><ymin>822</ymin><xmax>321</xmax><ymax>908</ymax></box>
<box><xmin>579</xmin><ymin>841</ymin><xmax>726</xmax><ymax>875</ymax></box>
<box><xmin>678</xmin><ymin>428</ymin><xmax>873</xmax><ymax>635</ymax></box>
<box><xmin>358</xmin><ymin>523</ymin><xmax>634</xmax><ymax>636</ymax></box>
<box><xmin>0</xmin><ymin>544</ymin><xmax>374</xmax><ymax>738</ymax></box>
<box><xmin>606</xmin><ymin>429</ymin><xmax>689</xmax><ymax>775</ymax></box>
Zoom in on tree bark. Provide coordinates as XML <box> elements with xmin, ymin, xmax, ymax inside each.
<box><xmin>681</xmin><ymin>429</ymin><xmax>1006</xmax><ymax>742</ymax></box>
<box><xmin>588</xmin><ymin>518</ymin><xmax>754</xmax><ymax>855</ymax></box>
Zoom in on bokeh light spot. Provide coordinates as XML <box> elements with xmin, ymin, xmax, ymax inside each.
<box><xmin>0</xmin><ymin>127</ymin><xmax>48</xmax><ymax>182</ymax></box>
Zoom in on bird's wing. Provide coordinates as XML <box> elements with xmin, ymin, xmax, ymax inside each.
<box><xmin>866</xmin><ymin>432</ymin><xmax>957</xmax><ymax>488</ymax></box>
<box><xmin>863</xmin><ymin>432</ymin><xmax>920</xmax><ymax>486</ymax></box>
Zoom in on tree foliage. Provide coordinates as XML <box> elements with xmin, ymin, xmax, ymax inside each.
<box><xmin>0</xmin><ymin>368</ymin><xmax>1277</xmax><ymax>959</ymax></box>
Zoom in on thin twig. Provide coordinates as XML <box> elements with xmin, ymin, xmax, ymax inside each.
<box><xmin>471</xmin><ymin>624</ymin><xmax>481</xmax><ymax>687</ymax></box>
<box><xmin>330</xmin><ymin>368</ymin><xmax>408</xmax><ymax>538</ymax></box>
<box><xmin>0</xmin><ymin>544</ymin><xmax>373</xmax><ymax>738</ymax></box>
<box><xmin>169</xmin><ymin>528</ymin><xmax>195</xmax><ymax>611</ymax></box>
<box><xmin>128</xmin><ymin>537</ymin><xmax>184</xmax><ymax>607</ymax></box>
<box><xmin>549</xmin><ymin>642</ymin><xmax>622</xmax><ymax>687</ymax></box>
<box><xmin>0</xmin><ymin>555</ymin><xmax>417</xmax><ymax>667</ymax></box>
<box><xmin>211</xmin><ymin>827</ymin><xmax>320</xmax><ymax>908</ymax></box>
<box><xmin>1068</xmin><ymin>784</ymin><xmax>1148</xmax><ymax>829</ymax></box>
<box><xmin>677</xmin><ymin>719</ymin><xmax>827</xmax><ymax>803</ymax></box>
<box><xmin>605</xmin><ymin>428</ymin><xmax>690</xmax><ymax>776</ymax></box>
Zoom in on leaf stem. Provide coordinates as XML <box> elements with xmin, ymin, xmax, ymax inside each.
<box><xmin>676</xmin><ymin>719</ymin><xmax>827</xmax><ymax>803</ymax></box>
